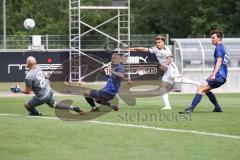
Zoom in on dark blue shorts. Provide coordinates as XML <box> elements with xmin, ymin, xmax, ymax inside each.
<box><xmin>90</xmin><ymin>90</ymin><xmax>114</xmax><ymax>102</ymax></box>
<box><xmin>206</xmin><ymin>76</ymin><xmax>226</xmax><ymax>89</ymax></box>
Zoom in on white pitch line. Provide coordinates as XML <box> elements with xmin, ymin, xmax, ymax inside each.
<box><xmin>88</xmin><ymin>120</ymin><xmax>240</xmax><ymax>139</ymax></box>
<box><xmin>0</xmin><ymin>113</ymin><xmax>240</xmax><ymax>140</ymax></box>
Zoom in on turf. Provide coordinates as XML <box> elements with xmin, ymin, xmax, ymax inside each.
<box><xmin>0</xmin><ymin>93</ymin><xmax>240</xmax><ymax>160</ymax></box>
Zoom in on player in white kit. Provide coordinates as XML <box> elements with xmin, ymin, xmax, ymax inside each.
<box><xmin>130</xmin><ymin>35</ymin><xmax>200</xmax><ymax>110</ymax></box>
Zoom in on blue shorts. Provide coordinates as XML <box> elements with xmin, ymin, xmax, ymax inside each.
<box><xmin>206</xmin><ymin>76</ymin><xmax>226</xmax><ymax>89</ymax></box>
<box><xmin>90</xmin><ymin>90</ymin><xmax>114</xmax><ymax>102</ymax></box>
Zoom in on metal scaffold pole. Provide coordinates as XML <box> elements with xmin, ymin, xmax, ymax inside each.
<box><xmin>69</xmin><ymin>0</ymin><xmax>131</xmax><ymax>82</ymax></box>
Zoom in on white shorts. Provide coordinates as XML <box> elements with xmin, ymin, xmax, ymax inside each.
<box><xmin>162</xmin><ymin>62</ymin><xmax>180</xmax><ymax>85</ymax></box>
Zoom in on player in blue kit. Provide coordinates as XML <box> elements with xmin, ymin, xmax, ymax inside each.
<box><xmin>83</xmin><ymin>53</ymin><xmax>124</xmax><ymax>112</ymax></box>
<box><xmin>10</xmin><ymin>56</ymin><xmax>85</xmax><ymax>116</ymax></box>
<box><xmin>179</xmin><ymin>30</ymin><xmax>229</xmax><ymax>114</ymax></box>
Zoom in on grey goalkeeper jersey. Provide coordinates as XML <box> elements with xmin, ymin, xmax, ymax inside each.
<box><xmin>148</xmin><ymin>46</ymin><xmax>172</xmax><ymax>66</ymax></box>
<box><xmin>25</xmin><ymin>66</ymin><xmax>51</xmax><ymax>100</ymax></box>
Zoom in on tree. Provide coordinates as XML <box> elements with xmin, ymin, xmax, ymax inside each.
<box><xmin>191</xmin><ymin>0</ymin><xmax>240</xmax><ymax>36</ymax></box>
<box><xmin>1</xmin><ymin>0</ymin><xmax>240</xmax><ymax>37</ymax></box>
<box><xmin>0</xmin><ymin>0</ymin><xmax>68</xmax><ymax>35</ymax></box>
<box><xmin>131</xmin><ymin>0</ymin><xmax>198</xmax><ymax>37</ymax></box>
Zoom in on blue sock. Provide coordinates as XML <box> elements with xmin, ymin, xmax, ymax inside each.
<box><xmin>206</xmin><ymin>92</ymin><xmax>221</xmax><ymax>110</ymax></box>
<box><xmin>190</xmin><ymin>94</ymin><xmax>202</xmax><ymax>111</ymax></box>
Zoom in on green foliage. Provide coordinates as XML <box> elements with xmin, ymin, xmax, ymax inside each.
<box><xmin>191</xmin><ymin>0</ymin><xmax>240</xmax><ymax>36</ymax></box>
<box><xmin>131</xmin><ymin>0</ymin><xmax>198</xmax><ymax>37</ymax></box>
<box><xmin>0</xmin><ymin>0</ymin><xmax>240</xmax><ymax>37</ymax></box>
<box><xmin>0</xmin><ymin>0</ymin><xmax>68</xmax><ymax>35</ymax></box>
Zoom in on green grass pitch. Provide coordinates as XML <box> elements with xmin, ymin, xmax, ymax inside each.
<box><xmin>0</xmin><ymin>93</ymin><xmax>240</xmax><ymax>160</ymax></box>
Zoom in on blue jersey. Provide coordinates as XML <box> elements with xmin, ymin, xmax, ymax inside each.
<box><xmin>101</xmin><ymin>64</ymin><xmax>124</xmax><ymax>96</ymax></box>
<box><xmin>213</xmin><ymin>43</ymin><xmax>229</xmax><ymax>79</ymax></box>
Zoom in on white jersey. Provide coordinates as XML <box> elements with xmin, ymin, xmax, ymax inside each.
<box><xmin>148</xmin><ymin>46</ymin><xmax>172</xmax><ymax>66</ymax></box>
<box><xmin>162</xmin><ymin>61</ymin><xmax>180</xmax><ymax>85</ymax></box>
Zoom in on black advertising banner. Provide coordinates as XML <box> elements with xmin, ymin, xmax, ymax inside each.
<box><xmin>0</xmin><ymin>51</ymin><xmax>69</xmax><ymax>82</ymax></box>
<box><xmin>0</xmin><ymin>50</ymin><xmax>162</xmax><ymax>82</ymax></box>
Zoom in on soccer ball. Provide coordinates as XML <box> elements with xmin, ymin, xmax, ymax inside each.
<box><xmin>23</xmin><ymin>18</ymin><xmax>35</xmax><ymax>30</ymax></box>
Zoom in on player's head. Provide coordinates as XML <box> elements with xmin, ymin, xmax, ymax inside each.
<box><xmin>111</xmin><ymin>53</ymin><xmax>122</xmax><ymax>65</ymax></box>
<box><xmin>155</xmin><ymin>35</ymin><xmax>165</xmax><ymax>49</ymax></box>
<box><xmin>210</xmin><ymin>29</ymin><xmax>223</xmax><ymax>45</ymax></box>
<box><xmin>26</xmin><ymin>56</ymin><xmax>37</xmax><ymax>69</ymax></box>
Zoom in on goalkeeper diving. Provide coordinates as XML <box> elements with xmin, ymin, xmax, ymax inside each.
<box><xmin>10</xmin><ymin>56</ymin><xmax>85</xmax><ymax>116</ymax></box>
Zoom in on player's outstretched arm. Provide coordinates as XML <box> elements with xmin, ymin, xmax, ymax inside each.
<box><xmin>129</xmin><ymin>47</ymin><xmax>149</xmax><ymax>52</ymax></box>
<box><xmin>10</xmin><ymin>84</ymin><xmax>31</xmax><ymax>94</ymax></box>
<box><xmin>21</xmin><ymin>86</ymin><xmax>32</xmax><ymax>94</ymax></box>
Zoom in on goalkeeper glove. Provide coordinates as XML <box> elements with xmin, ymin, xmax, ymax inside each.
<box><xmin>10</xmin><ymin>84</ymin><xmax>21</xmax><ymax>93</ymax></box>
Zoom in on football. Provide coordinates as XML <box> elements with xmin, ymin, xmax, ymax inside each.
<box><xmin>23</xmin><ymin>18</ymin><xmax>35</xmax><ymax>30</ymax></box>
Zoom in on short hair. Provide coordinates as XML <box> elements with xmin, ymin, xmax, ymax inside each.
<box><xmin>26</xmin><ymin>56</ymin><xmax>37</xmax><ymax>65</ymax></box>
<box><xmin>210</xmin><ymin>30</ymin><xmax>223</xmax><ymax>40</ymax></box>
<box><xmin>155</xmin><ymin>35</ymin><xmax>166</xmax><ymax>43</ymax></box>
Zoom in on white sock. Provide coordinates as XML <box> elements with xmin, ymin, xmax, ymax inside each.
<box><xmin>162</xmin><ymin>94</ymin><xmax>171</xmax><ymax>108</ymax></box>
<box><xmin>174</xmin><ymin>77</ymin><xmax>200</xmax><ymax>87</ymax></box>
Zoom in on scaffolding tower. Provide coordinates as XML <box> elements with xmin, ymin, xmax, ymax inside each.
<box><xmin>69</xmin><ymin>0</ymin><xmax>130</xmax><ymax>82</ymax></box>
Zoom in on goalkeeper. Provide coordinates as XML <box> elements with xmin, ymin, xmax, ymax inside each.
<box><xmin>10</xmin><ymin>56</ymin><xmax>85</xmax><ymax>116</ymax></box>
